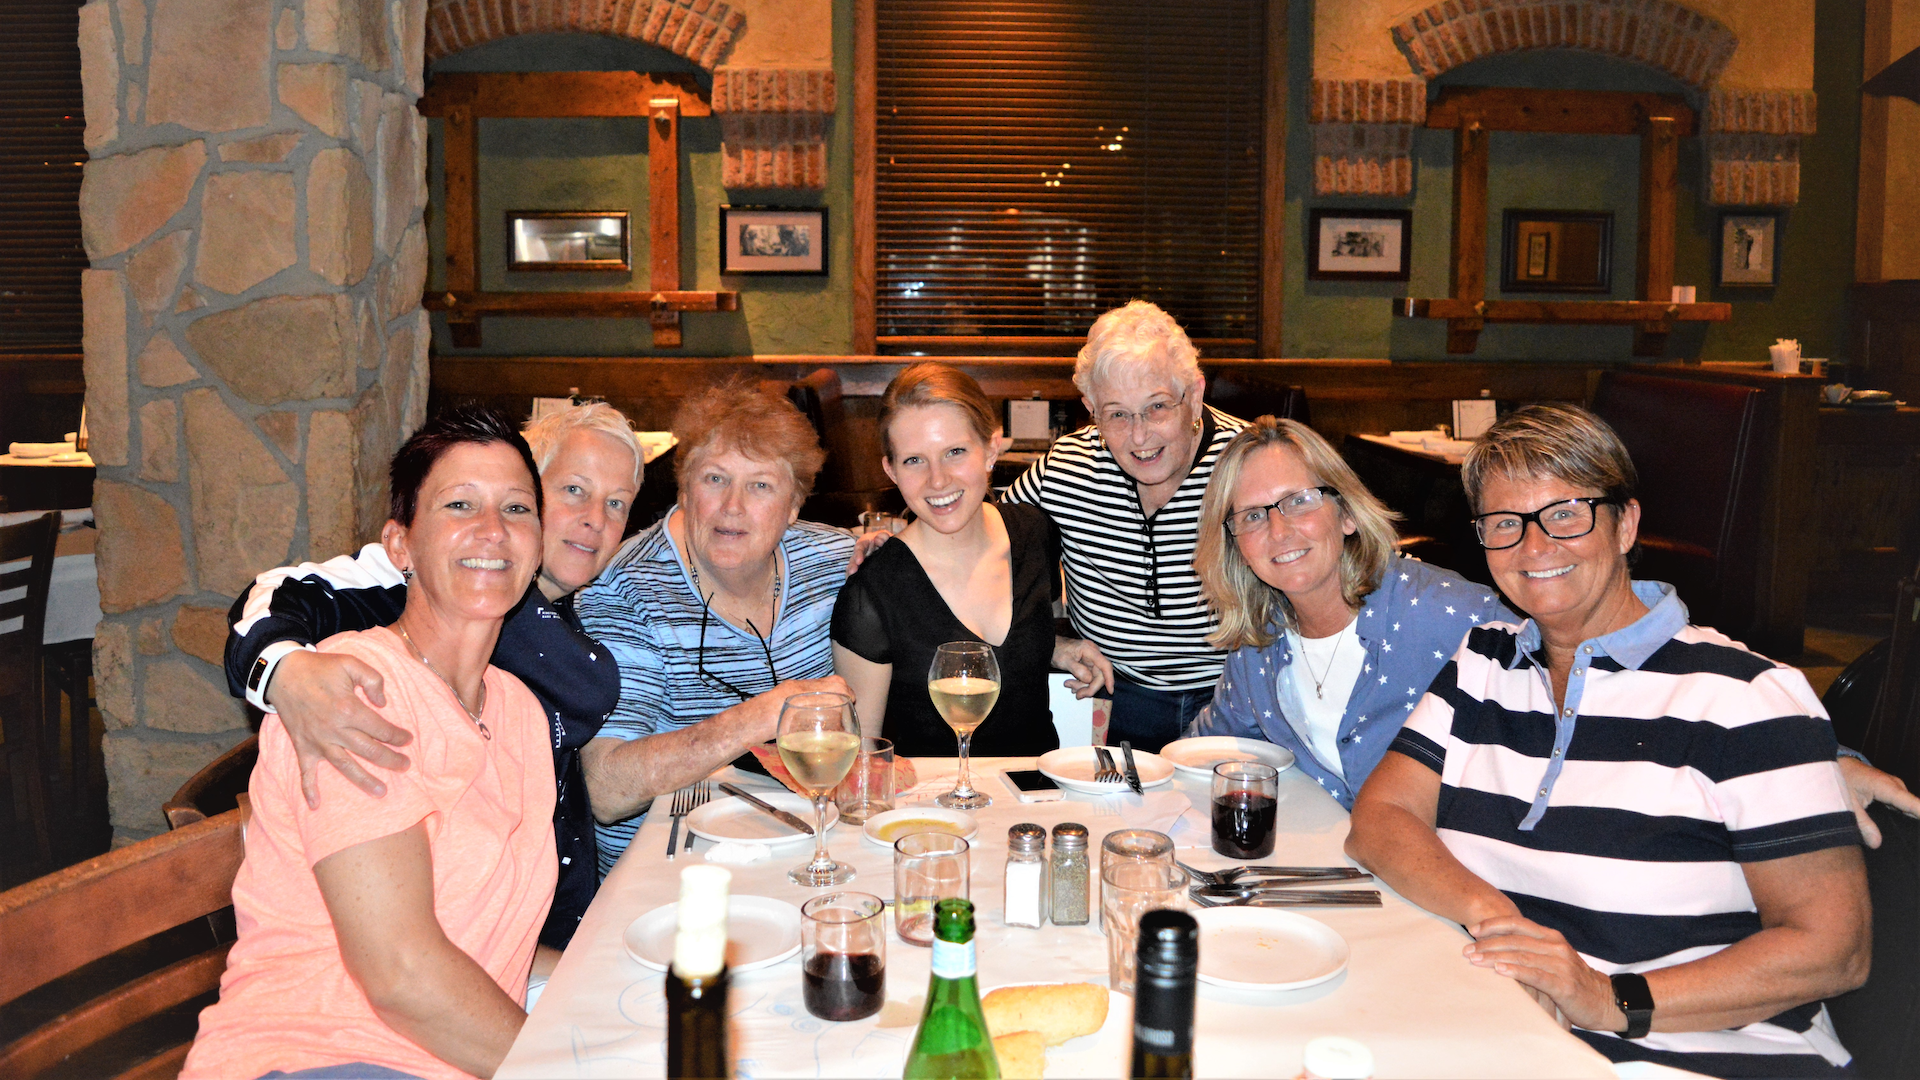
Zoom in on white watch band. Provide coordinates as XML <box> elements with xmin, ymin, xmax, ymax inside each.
<box><xmin>246</xmin><ymin>640</ymin><xmax>316</xmax><ymax>712</ymax></box>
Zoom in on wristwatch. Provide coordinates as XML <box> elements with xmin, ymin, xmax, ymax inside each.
<box><xmin>1609</xmin><ymin>972</ymin><xmax>1654</xmax><ymax>1040</ymax></box>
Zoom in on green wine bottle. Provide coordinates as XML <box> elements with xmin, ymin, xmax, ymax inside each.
<box><xmin>666</xmin><ymin>865</ymin><xmax>732</xmax><ymax>1079</ymax></box>
<box><xmin>902</xmin><ymin>898</ymin><xmax>1000</xmax><ymax>1080</ymax></box>
<box><xmin>1128</xmin><ymin>910</ymin><xmax>1198</xmax><ymax>1079</ymax></box>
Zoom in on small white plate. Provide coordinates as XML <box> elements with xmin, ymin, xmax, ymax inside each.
<box><xmin>624</xmin><ymin>896</ymin><xmax>803</xmax><ymax>972</ymax></box>
<box><xmin>1192</xmin><ymin>907</ymin><xmax>1349</xmax><ymax>991</ymax></box>
<box><xmin>861</xmin><ymin>807</ymin><xmax>978</xmax><ymax>848</ymax></box>
<box><xmin>1158</xmin><ymin>736</ymin><xmax>1297</xmax><ymax>780</ymax></box>
<box><xmin>1037</xmin><ymin>747</ymin><xmax>1175</xmax><ymax>794</ymax></box>
<box><xmin>686</xmin><ymin>791</ymin><xmax>837</xmax><ymax>846</ymax></box>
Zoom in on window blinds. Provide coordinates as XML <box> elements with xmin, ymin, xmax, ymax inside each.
<box><xmin>1</xmin><ymin>0</ymin><xmax>86</xmax><ymax>353</ymax></box>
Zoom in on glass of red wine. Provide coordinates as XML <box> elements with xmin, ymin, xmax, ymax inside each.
<box><xmin>1211</xmin><ymin>761</ymin><xmax>1280</xmax><ymax>859</ymax></box>
<box><xmin>800</xmin><ymin>891</ymin><xmax>887</xmax><ymax>1021</ymax></box>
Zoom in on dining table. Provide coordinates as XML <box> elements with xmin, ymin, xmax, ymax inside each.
<box><xmin>499</xmin><ymin>755</ymin><xmax>1622</xmax><ymax>1079</ymax></box>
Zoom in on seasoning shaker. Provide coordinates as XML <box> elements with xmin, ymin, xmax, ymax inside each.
<box><xmin>1048</xmin><ymin>822</ymin><xmax>1090</xmax><ymax>925</ymax></box>
<box><xmin>1004</xmin><ymin>824</ymin><xmax>1049</xmax><ymax>929</ymax></box>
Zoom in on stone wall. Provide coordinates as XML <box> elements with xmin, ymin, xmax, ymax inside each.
<box><xmin>77</xmin><ymin>0</ymin><xmax>428</xmax><ymax>844</ymax></box>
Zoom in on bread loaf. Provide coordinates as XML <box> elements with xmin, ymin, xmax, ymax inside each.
<box><xmin>992</xmin><ymin>1030</ymin><xmax>1046</xmax><ymax>1079</ymax></box>
<box><xmin>981</xmin><ymin>983</ymin><xmax>1108</xmax><ymax>1047</ymax></box>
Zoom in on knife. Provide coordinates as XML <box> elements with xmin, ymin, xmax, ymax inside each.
<box><xmin>718</xmin><ymin>782</ymin><xmax>815</xmax><ymax>835</ymax></box>
<box><xmin>1117</xmin><ymin>740</ymin><xmax>1145</xmax><ymax>795</ymax></box>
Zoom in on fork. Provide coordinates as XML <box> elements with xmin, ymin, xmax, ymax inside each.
<box><xmin>665</xmin><ymin>785</ymin><xmax>694</xmax><ymax>860</ymax></box>
<box><xmin>1179</xmin><ymin>861</ymin><xmax>1372</xmax><ymax>886</ymax></box>
<box><xmin>1093</xmin><ymin>746</ymin><xmax>1123</xmax><ymax>785</ymax></box>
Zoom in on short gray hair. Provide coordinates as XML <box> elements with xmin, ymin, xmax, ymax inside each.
<box><xmin>521</xmin><ymin>400</ymin><xmax>641</xmax><ymax>486</ymax></box>
<box><xmin>1073</xmin><ymin>300</ymin><xmax>1202</xmax><ymax>400</ymax></box>
<box><xmin>1462</xmin><ymin>403</ymin><xmax>1637</xmax><ymax>513</ymax></box>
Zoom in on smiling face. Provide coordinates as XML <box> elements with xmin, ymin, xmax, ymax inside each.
<box><xmin>1086</xmin><ymin>360</ymin><xmax>1205</xmax><ymax>490</ymax></box>
<box><xmin>1477</xmin><ymin>471</ymin><xmax>1639</xmax><ymax>632</ymax></box>
<box><xmin>678</xmin><ymin>442</ymin><xmax>799</xmax><ymax>575</ymax></box>
<box><xmin>1229</xmin><ymin>444</ymin><xmax>1356</xmax><ymax>623</ymax></box>
<box><xmin>882</xmin><ymin>403</ymin><xmax>997</xmax><ymax>535</ymax></box>
<box><xmin>384</xmin><ymin>440</ymin><xmax>542</xmax><ymax>623</ymax></box>
<box><xmin>538</xmin><ymin>427</ymin><xmax>640</xmax><ymax>598</ymax></box>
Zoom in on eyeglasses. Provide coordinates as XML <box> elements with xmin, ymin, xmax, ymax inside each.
<box><xmin>1471</xmin><ymin>497</ymin><xmax>1619</xmax><ymax>550</ymax></box>
<box><xmin>1097</xmin><ymin>390</ymin><xmax>1189</xmax><ymax>434</ymax></box>
<box><xmin>696</xmin><ymin>594</ymin><xmax>778</xmax><ymax>701</ymax></box>
<box><xmin>1223</xmin><ymin>486</ymin><xmax>1339</xmax><ymax>537</ymax></box>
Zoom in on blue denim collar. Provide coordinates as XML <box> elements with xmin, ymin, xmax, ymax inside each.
<box><xmin>1508</xmin><ymin>580</ymin><xmax>1687</xmax><ymax>670</ymax></box>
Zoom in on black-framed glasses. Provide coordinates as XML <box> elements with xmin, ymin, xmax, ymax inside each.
<box><xmin>696</xmin><ymin>594</ymin><xmax>778</xmax><ymax>701</ymax></box>
<box><xmin>1471</xmin><ymin>497</ymin><xmax>1620</xmax><ymax>550</ymax></box>
<box><xmin>1223</xmin><ymin>486</ymin><xmax>1339</xmax><ymax>537</ymax></box>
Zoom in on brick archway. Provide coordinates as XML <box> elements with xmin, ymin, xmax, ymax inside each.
<box><xmin>426</xmin><ymin>0</ymin><xmax>746</xmax><ymax>70</ymax></box>
<box><xmin>1391</xmin><ymin>0</ymin><xmax>1736</xmax><ymax>89</ymax></box>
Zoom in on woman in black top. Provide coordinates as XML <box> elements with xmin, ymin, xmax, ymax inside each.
<box><xmin>832</xmin><ymin>363</ymin><xmax>1112</xmax><ymax>757</ymax></box>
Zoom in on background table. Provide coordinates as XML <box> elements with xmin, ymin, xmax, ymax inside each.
<box><xmin>501</xmin><ymin>757</ymin><xmax>1615</xmax><ymax>1079</ymax></box>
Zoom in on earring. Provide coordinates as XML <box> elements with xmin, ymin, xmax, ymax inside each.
<box><xmin>1191</xmin><ymin>417</ymin><xmax>1202</xmax><ymax>435</ymax></box>
<box><xmin>401</xmin><ymin>567</ymin><xmax>414</xmax><ymax>583</ymax></box>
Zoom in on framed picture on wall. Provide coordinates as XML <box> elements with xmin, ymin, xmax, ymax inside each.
<box><xmin>1500</xmin><ymin>210</ymin><xmax>1612</xmax><ymax>293</ymax></box>
<box><xmin>1717</xmin><ymin>212</ymin><xmax>1780</xmax><ymax>286</ymax></box>
<box><xmin>1307</xmin><ymin>208</ymin><xmax>1412</xmax><ymax>281</ymax></box>
<box><xmin>719</xmin><ymin>205</ymin><xmax>828</xmax><ymax>275</ymax></box>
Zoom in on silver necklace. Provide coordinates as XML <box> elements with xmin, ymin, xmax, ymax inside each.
<box><xmin>1298</xmin><ymin>620</ymin><xmax>1351</xmax><ymax>700</ymax></box>
<box><xmin>394</xmin><ymin>623</ymin><xmax>490</xmax><ymax>740</ymax></box>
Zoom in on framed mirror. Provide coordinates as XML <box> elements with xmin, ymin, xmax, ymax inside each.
<box><xmin>1500</xmin><ymin>210</ymin><xmax>1612</xmax><ymax>293</ymax></box>
<box><xmin>507</xmin><ymin>211</ymin><xmax>631</xmax><ymax>272</ymax></box>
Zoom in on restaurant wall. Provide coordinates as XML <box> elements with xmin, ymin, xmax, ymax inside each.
<box><xmin>422</xmin><ymin>7</ymin><xmax>854</xmax><ymax>357</ymax></box>
<box><xmin>1283</xmin><ymin>0</ymin><xmax>1864</xmax><ymax>365</ymax></box>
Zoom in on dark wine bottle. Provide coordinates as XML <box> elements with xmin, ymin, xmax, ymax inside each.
<box><xmin>666</xmin><ymin>865</ymin><xmax>732</xmax><ymax>1080</ymax></box>
<box><xmin>902</xmin><ymin>898</ymin><xmax>1000</xmax><ymax>1079</ymax></box>
<box><xmin>1128</xmin><ymin>909</ymin><xmax>1198</xmax><ymax>1079</ymax></box>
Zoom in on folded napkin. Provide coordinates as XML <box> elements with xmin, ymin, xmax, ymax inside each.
<box><xmin>702</xmin><ymin>841</ymin><xmax>772</xmax><ymax>865</ymax></box>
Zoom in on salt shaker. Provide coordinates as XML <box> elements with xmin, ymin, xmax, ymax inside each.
<box><xmin>1004</xmin><ymin>824</ymin><xmax>1048</xmax><ymax>929</ymax></box>
<box><xmin>1048</xmin><ymin>822</ymin><xmax>1090</xmax><ymax>926</ymax></box>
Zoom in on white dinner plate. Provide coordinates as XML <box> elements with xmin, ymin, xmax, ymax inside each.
<box><xmin>1158</xmin><ymin>736</ymin><xmax>1297</xmax><ymax>780</ymax></box>
<box><xmin>624</xmin><ymin>896</ymin><xmax>803</xmax><ymax>972</ymax></box>
<box><xmin>861</xmin><ymin>807</ymin><xmax>978</xmax><ymax>848</ymax></box>
<box><xmin>686</xmin><ymin>791</ymin><xmax>838</xmax><ymax>846</ymax></box>
<box><xmin>1192</xmin><ymin>907</ymin><xmax>1349</xmax><ymax>991</ymax></box>
<box><xmin>1037</xmin><ymin>747</ymin><xmax>1175</xmax><ymax>794</ymax></box>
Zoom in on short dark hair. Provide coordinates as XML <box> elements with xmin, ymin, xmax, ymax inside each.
<box><xmin>388</xmin><ymin>405</ymin><xmax>543</xmax><ymax>527</ymax></box>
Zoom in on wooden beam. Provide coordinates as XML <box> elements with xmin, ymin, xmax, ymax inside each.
<box><xmin>852</xmin><ymin>0</ymin><xmax>878</xmax><ymax>354</ymax></box>
<box><xmin>1257</xmin><ymin>0</ymin><xmax>1289</xmax><ymax>358</ymax></box>
<box><xmin>1397</xmin><ymin>298</ymin><xmax>1731</xmax><ymax>324</ymax></box>
<box><xmin>426</xmin><ymin>291</ymin><xmax>739</xmax><ymax>316</ymax></box>
<box><xmin>1448</xmin><ymin>118</ymin><xmax>1488</xmax><ymax>354</ymax></box>
<box><xmin>419</xmin><ymin>71</ymin><xmax>710</xmax><ymax>118</ymax></box>
<box><xmin>648</xmin><ymin>96</ymin><xmax>683</xmax><ymax>347</ymax></box>
<box><xmin>442</xmin><ymin>104</ymin><xmax>481</xmax><ymax>347</ymax></box>
<box><xmin>1426</xmin><ymin>86</ymin><xmax>1695</xmax><ymax>135</ymax></box>
<box><xmin>1634</xmin><ymin>114</ymin><xmax>1681</xmax><ymax>356</ymax></box>
<box><xmin>1856</xmin><ymin>0</ymin><xmax>1894</xmax><ymax>282</ymax></box>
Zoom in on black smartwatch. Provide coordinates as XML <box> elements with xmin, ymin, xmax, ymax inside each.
<box><xmin>1610</xmin><ymin>972</ymin><xmax>1654</xmax><ymax>1040</ymax></box>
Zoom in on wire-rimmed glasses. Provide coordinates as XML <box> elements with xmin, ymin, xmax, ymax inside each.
<box><xmin>1471</xmin><ymin>497</ymin><xmax>1620</xmax><ymax>550</ymax></box>
<box><xmin>1095</xmin><ymin>389</ymin><xmax>1190</xmax><ymax>435</ymax></box>
<box><xmin>696</xmin><ymin>596</ymin><xmax>777</xmax><ymax>701</ymax></box>
<box><xmin>1222</xmin><ymin>485</ymin><xmax>1340</xmax><ymax>537</ymax></box>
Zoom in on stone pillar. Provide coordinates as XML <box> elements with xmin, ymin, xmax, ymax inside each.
<box><xmin>77</xmin><ymin>0</ymin><xmax>429</xmax><ymax>844</ymax></box>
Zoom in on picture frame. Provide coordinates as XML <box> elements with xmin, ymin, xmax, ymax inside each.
<box><xmin>1307</xmin><ymin>208</ymin><xmax>1412</xmax><ymax>282</ymax></box>
<box><xmin>719</xmin><ymin>205</ymin><xmax>828</xmax><ymax>275</ymax></box>
<box><xmin>1500</xmin><ymin>210</ymin><xmax>1612</xmax><ymax>293</ymax></box>
<box><xmin>506</xmin><ymin>210</ymin><xmax>630</xmax><ymax>272</ymax></box>
<box><xmin>1717</xmin><ymin>212</ymin><xmax>1780</xmax><ymax>287</ymax></box>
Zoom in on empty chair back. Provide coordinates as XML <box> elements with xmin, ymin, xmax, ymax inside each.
<box><xmin>1201</xmin><ymin>370</ymin><xmax>1311</xmax><ymax>427</ymax></box>
<box><xmin>163</xmin><ymin>735</ymin><xmax>259</xmax><ymax>830</ymax></box>
<box><xmin>0</xmin><ymin>809</ymin><xmax>245</xmax><ymax>1080</ymax></box>
<box><xmin>787</xmin><ymin>367</ymin><xmax>856</xmax><ymax>492</ymax></box>
<box><xmin>1825</xmin><ymin>801</ymin><xmax>1920</xmax><ymax>1078</ymax></box>
<box><xmin>1859</xmin><ymin>566</ymin><xmax>1920</xmax><ymax>793</ymax></box>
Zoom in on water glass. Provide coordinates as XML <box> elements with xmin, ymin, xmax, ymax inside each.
<box><xmin>801</xmin><ymin>892</ymin><xmax>887</xmax><ymax>1021</ymax></box>
<box><xmin>1211</xmin><ymin>761</ymin><xmax>1280</xmax><ymax>860</ymax></box>
<box><xmin>893</xmin><ymin>832</ymin><xmax>970</xmax><ymax>947</ymax></box>
<box><xmin>1097</xmin><ymin>829</ymin><xmax>1174</xmax><ymax>933</ymax></box>
<box><xmin>1101</xmin><ymin>860</ymin><xmax>1188</xmax><ymax>995</ymax></box>
<box><xmin>834</xmin><ymin>737</ymin><xmax>895</xmax><ymax>825</ymax></box>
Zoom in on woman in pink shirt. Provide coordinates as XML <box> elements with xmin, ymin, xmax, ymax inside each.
<box><xmin>183</xmin><ymin>407</ymin><xmax>558</xmax><ymax>1080</ymax></box>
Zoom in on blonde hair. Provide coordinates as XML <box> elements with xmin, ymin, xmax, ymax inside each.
<box><xmin>672</xmin><ymin>378</ymin><xmax>827</xmax><ymax>504</ymax></box>
<box><xmin>1462</xmin><ymin>403</ymin><xmax>1637</xmax><ymax>512</ymax></box>
<box><xmin>521</xmin><ymin>400</ymin><xmax>641</xmax><ymax>486</ymax></box>
<box><xmin>1073</xmin><ymin>300</ymin><xmax>1202</xmax><ymax>400</ymax></box>
<box><xmin>1195</xmin><ymin>417</ymin><xmax>1402</xmax><ymax>649</ymax></box>
<box><xmin>878</xmin><ymin>362</ymin><xmax>1001</xmax><ymax>460</ymax></box>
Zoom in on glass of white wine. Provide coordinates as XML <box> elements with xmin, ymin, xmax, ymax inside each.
<box><xmin>778</xmin><ymin>691</ymin><xmax>862</xmax><ymax>886</ymax></box>
<box><xmin>928</xmin><ymin>641</ymin><xmax>1000</xmax><ymax>810</ymax></box>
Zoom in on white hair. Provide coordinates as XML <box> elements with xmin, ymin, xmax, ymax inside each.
<box><xmin>1073</xmin><ymin>300</ymin><xmax>1202</xmax><ymax>399</ymax></box>
<box><xmin>521</xmin><ymin>400</ymin><xmax>641</xmax><ymax>486</ymax></box>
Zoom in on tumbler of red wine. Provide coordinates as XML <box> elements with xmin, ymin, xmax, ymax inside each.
<box><xmin>1211</xmin><ymin>761</ymin><xmax>1280</xmax><ymax>859</ymax></box>
<box><xmin>800</xmin><ymin>891</ymin><xmax>887</xmax><ymax>1021</ymax></box>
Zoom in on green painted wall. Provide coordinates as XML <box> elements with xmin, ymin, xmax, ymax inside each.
<box><xmin>1281</xmin><ymin>0</ymin><xmax>1862</xmax><ymax>363</ymax></box>
<box><xmin>425</xmin><ymin>7</ymin><xmax>854</xmax><ymax>357</ymax></box>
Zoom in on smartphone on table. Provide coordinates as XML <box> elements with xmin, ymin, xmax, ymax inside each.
<box><xmin>1000</xmin><ymin>768</ymin><xmax>1065</xmax><ymax>802</ymax></box>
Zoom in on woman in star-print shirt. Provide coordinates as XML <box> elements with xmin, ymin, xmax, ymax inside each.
<box><xmin>1187</xmin><ymin>417</ymin><xmax>1510</xmax><ymax>807</ymax></box>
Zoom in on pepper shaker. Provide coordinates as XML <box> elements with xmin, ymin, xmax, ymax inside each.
<box><xmin>1049</xmin><ymin>822</ymin><xmax>1090</xmax><ymax>926</ymax></box>
<box><xmin>1004</xmin><ymin>824</ymin><xmax>1048</xmax><ymax>929</ymax></box>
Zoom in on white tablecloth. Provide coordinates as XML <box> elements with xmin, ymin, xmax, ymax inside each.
<box><xmin>500</xmin><ymin>757</ymin><xmax>1616</xmax><ymax>1080</ymax></box>
<box><xmin>0</xmin><ymin>509</ymin><xmax>100</xmax><ymax>645</ymax></box>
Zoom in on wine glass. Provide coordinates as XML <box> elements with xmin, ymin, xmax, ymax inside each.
<box><xmin>928</xmin><ymin>641</ymin><xmax>1000</xmax><ymax>810</ymax></box>
<box><xmin>778</xmin><ymin>691</ymin><xmax>862</xmax><ymax>886</ymax></box>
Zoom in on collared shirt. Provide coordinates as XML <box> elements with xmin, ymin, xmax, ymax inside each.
<box><xmin>1393</xmin><ymin>580</ymin><xmax>1861</xmax><ymax>1073</ymax></box>
<box><xmin>1001</xmin><ymin>406</ymin><xmax>1248</xmax><ymax>691</ymax></box>
<box><xmin>1191</xmin><ymin>555</ymin><xmax>1508</xmax><ymax>807</ymax></box>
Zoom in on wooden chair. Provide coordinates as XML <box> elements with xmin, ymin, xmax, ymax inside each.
<box><xmin>1</xmin><ymin>511</ymin><xmax>60</xmax><ymax>864</ymax></box>
<box><xmin>162</xmin><ymin>735</ymin><xmax>259</xmax><ymax>830</ymax></box>
<box><xmin>0</xmin><ymin>809</ymin><xmax>245</xmax><ymax>1079</ymax></box>
<box><xmin>789</xmin><ymin>367</ymin><xmax>901</xmax><ymax>527</ymax></box>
